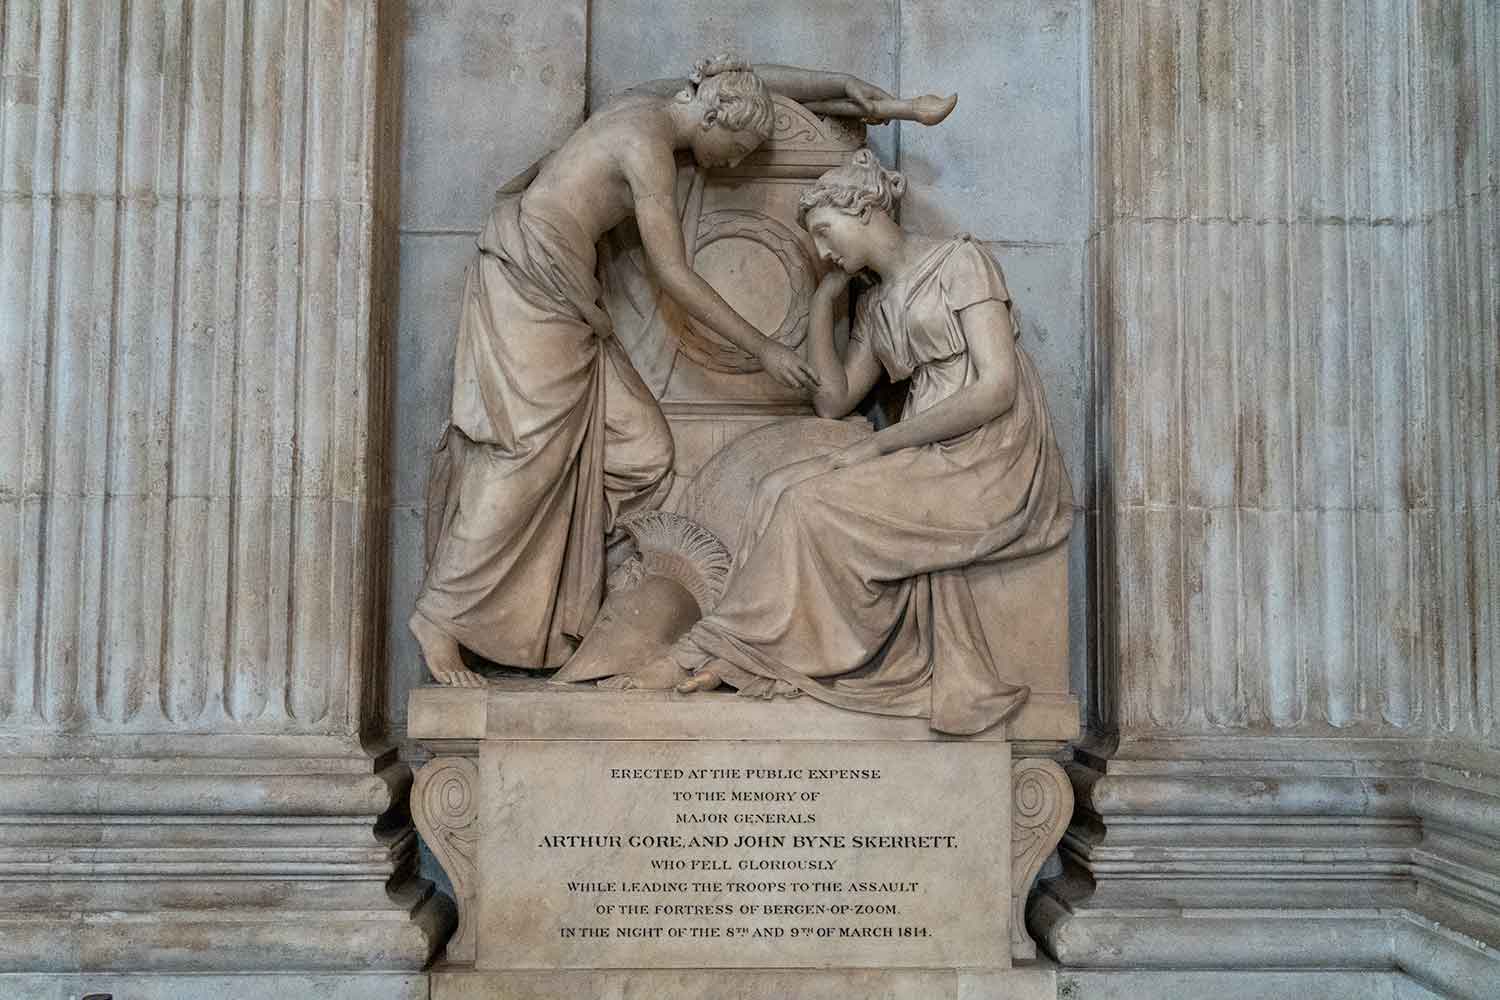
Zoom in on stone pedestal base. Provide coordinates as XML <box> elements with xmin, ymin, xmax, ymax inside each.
<box><xmin>430</xmin><ymin>964</ymin><xmax>1059</xmax><ymax>1000</ymax></box>
<box><xmin>0</xmin><ymin>745</ymin><xmax>452</xmax><ymax>974</ymax></box>
<box><xmin>409</xmin><ymin>680</ymin><xmax>1077</xmax><ymax>977</ymax></box>
<box><xmin>1040</xmin><ymin>739</ymin><xmax>1500</xmax><ymax>1000</ymax></box>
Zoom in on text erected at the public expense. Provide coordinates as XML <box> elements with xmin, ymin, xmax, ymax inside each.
<box><xmin>545</xmin><ymin>766</ymin><xmax>952</xmax><ymax>944</ymax></box>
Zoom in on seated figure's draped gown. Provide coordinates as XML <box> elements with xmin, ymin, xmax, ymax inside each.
<box><xmin>417</xmin><ymin>194</ymin><xmax>675</xmax><ymax>670</ymax></box>
<box><xmin>670</xmin><ymin>237</ymin><xmax>1073</xmax><ymax>734</ymax></box>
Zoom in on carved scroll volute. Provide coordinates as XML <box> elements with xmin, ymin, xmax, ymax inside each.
<box><xmin>1010</xmin><ymin>757</ymin><xmax>1073</xmax><ymax>960</ymax></box>
<box><xmin>412</xmin><ymin>755</ymin><xmax>480</xmax><ymax>963</ymax></box>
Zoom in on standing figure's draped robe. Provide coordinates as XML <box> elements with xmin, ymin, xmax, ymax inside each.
<box><xmin>417</xmin><ymin>194</ymin><xmax>674</xmax><ymax>669</ymax></box>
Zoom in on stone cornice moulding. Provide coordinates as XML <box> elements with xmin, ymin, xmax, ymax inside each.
<box><xmin>1037</xmin><ymin>898</ymin><xmax>1498</xmax><ymax>999</ymax></box>
<box><xmin>0</xmin><ymin>758</ymin><xmax>410</xmax><ymax>816</ymax></box>
<box><xmin>1077</xmin><ymin>733</ymin><xmax>1500</xmax><ymax>774</ymax></box>
<box><xmin>0</xmin><ymin>753</ymin><xmax>455</xmax><ymax>972</ymax></box>
<box><xmin>407</xmin><ymin>679</ymin><xmax>1081</xmax><ymax>746</ymax></box>
<box><xmin>1034</xmin><ymin>746</ymin><xmax>1500</xmax><ymax>999</ymax></box>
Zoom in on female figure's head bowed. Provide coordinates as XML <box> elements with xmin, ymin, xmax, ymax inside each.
<box><xmin>798</xmin><ymin>149</ymin><xmax>907</xmax><ymax>275</ymax></box>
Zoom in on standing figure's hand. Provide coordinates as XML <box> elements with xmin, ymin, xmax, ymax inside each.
<box><xmin>582</xmin><ymin>302</ymin><xmax>615</xmax><ymax>339</ymax></box>
<box><xmin>759</xmin><ymin>342</ymin><xmax>821</xmax><ymax>392</ymax></box>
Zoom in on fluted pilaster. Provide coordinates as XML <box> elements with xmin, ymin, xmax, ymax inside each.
<box><xmin>0</xmin><ymin>0</ymin><xmax>393</xmax><ymax>743</ymax></box>
<box><xmin>0</xmin><ymin>2</ymin><xmax>441</xmax><ymax>973</ymax></box>
<box><xmin>1091</xmin><ymin>0</ymin><xmax>1499</xmax><ymax>746</ymax></box>
<box><xmin>1052</xmin><ymin>5</ymin><xmax>1500</xmax><ymax>985</ymax></box>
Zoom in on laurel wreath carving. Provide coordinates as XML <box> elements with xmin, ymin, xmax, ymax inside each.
<box><xmin>679</xmin><ymin>210</ymin><xmax>817</xmax><ymax>374</ymax></box>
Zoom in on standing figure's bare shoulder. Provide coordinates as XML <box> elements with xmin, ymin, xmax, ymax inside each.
<box><xmin>612</xmin><ymin>124</ymin><xmax>680</xmax><ymax>201</ymax></box>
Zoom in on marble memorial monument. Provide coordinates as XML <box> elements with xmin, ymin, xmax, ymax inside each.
<box><xmin>408</xmin><ymin>58</ymin><xmax>1077</xmax><ymax>998</ymax></box>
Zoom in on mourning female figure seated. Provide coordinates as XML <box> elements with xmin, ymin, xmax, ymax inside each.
<box><xmin>628</xmin><ymin>149</ymin><xmax>1073</xmax><ymax>736</ymax></box>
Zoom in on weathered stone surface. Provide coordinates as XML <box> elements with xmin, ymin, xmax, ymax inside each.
<box><xmin>991</xmin><ymin>244</ymin><xmax>1089</xmax><ymax>506</ymax></box>
<box><xmin>411</xmin><ymin>756</ymin><xmax>481</xmax><ymax>964</ymax></box>
<box><xmin>896</xmin><ymin>0</ymin><xmax>1087</xmax><ymax>242</ymax></box>
<box><xmin>1049</xmin><ymin>5</ymin><xmax>1500</xmax><ymax>997</ymax></box>
<box><xmin>1089</xmin><ymin>0</ymin><xmax>1500</xmax><ymax>744</ymax></box>
<box><xmin>0</xmin><ymin>973</ymin><xmax>430</xmax><ymax>1000</ymax></box>
<box><xmin>385</xmin><ymin>233</ymin><xmax>474</xmax><ymax>730</ymax></box>
<box><xmin>0</xmin><ymin>0</ymin><xmax>390</xmax><ymax>743</ymax></box>
<box><xmin>400</xmin><ymin>0</ymin><xmax>588</xmax><ymax>230</ymax></box>
<box><xmin>1059</xmin><ymin>971</ymin><xmax>1447</xmax><ymax>1000</ymax></box>
<box><xmin>0</xmin><ymin>756</ymin><xmax>453</xmax><ymax>973</ymax></box>
<box><xmin>1009</xmin><ymin>758</ymin><xmax>1072</xmax><ymax>960</ymax></box>
<box><xmin>410</xmin><ymin>681</ymin><xmax>1076</xmax><ymax>974</ymax></box>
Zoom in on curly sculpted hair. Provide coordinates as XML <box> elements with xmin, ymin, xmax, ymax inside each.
<box><xmin>693</xmin><ymin>68</ymin><xmax>775</xmax><ymax>141</ymax></box>
<box><xmin>798</xmin><ymin>148</ymin><xmax>907</xmax><ymax>228</ymax></box>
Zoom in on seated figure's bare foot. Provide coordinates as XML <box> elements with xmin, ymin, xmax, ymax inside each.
<box><xmin>409</xmin><ymin>611</ymin><xmax>484</xmax><ymax>688</ymax></box>
<box><xmin>597</xmin><ymin>652</ymin><xmax>690</xmax><ymax>691</ymax></box>
<box><xmin>676</xmin><ymin>668</ymin><xmax>723</xmax><ymax>694</ymax></box>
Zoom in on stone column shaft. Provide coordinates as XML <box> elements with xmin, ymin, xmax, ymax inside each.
<box><xmin>0</xmin><ymin>0</ymin><xmax>445</xmax><ymax>973</ymax></box>
<box><xmin>1</xmin><ymin>0</ymin><xmax>389</xmax><ymax>744</ymax></box>
<box><xmin>1044</xmin><ymin>4</ymin><xmax>1500</xmax><ymax>993</ymax></box>
<box><xmin>1088</xmin><ymin>0</ymin><xmax>1498</xmax><ymax>745</ymax></box>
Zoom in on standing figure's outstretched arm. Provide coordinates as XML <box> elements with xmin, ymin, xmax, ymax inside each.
<box><xmin>621</xmin><ymin>141</ymin><xmax>821</xmax><ymax>392</ymax></box>
<box><xmin>696</xmin><ymin>58</ymin><xmax>957</xmax><ymax>125</ymax></box>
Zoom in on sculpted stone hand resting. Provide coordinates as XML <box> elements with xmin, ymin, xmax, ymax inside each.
<box><xmin>411</xmin><ymin>61</ymin><xmax>915</xmax><ymax>687</ymax></box>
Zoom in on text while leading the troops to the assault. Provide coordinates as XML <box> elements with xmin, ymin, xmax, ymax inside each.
<box><xmin>543</xmin><ymin>766</ymin><xmax>958</xmax><ymax>946</ymax></box>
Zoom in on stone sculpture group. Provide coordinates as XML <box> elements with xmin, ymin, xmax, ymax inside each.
<box><xmin>411</xmin><ymin>58</ymin><xmax>1072</xmax><ymax>736</ymax></box>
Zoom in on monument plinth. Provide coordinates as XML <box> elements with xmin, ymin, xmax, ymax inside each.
<box><xmin>410</xmin><ymin>680</ymin><xmax>1073</xmax><ymax>998</ymax></box>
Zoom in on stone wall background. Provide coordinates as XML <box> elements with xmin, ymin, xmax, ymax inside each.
<box><xmin>386</xmin><ymin>0</ymin><xmax>1095</xmax><ymax>737</ymax></box>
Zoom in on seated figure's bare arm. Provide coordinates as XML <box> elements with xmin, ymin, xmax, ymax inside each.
<box><xmin>808</xmin><ymin>274</ymin><xmax>881</xmax><ymax>418</ymax></box>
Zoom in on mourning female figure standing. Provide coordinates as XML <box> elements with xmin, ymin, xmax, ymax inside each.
<box><xmin>653</xmin><ymin>149</ymin><xmax>1073</xmax><ymax>735</ymax></box>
